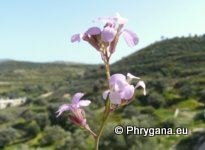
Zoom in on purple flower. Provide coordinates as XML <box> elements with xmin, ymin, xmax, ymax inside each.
<box><xmin>56</xmin><ymin>93</ymin><xmax>91</xmax><ymax>126</ymax></box>
<box><xmin>71</xmin><ymin>27</ymin><xmax>101</xmax><ymax>43</ymax></box>
<box><xmin>101</xmin><ymin>26</ymin><xmax>117</xmax><ymax>42</ymax></box>
<box><xmin>97</xmin><ymin>13</ymin><xmax>138</xmax><ymax>50</ymax></box>
<box><xmin>71</xmin><ymin>27</ymin><xmax>102</xmax><ymax>51</ymax></box>
<box><xmin>71</xmin><ymin>13</ymin><xmax>139</xmax><ymax>54</ymax></box>
<box><xmin>103</xmin><ymin>73</ymin><xmax>146</xmax><ymax>105</ymax></box>
<box><xmin>68</xmin><ymin>108</ymin><xmax>87</xmax><ymax>126</ymax></box>
<box><xmin>122</xmin><ymin>29</ymin><xmax>139</xmax><ymax>48</ymax></box>
<box><xmin>108</xmin><ymin>13</ymin><xmax>139</xmax><ymax>53</ymax></box>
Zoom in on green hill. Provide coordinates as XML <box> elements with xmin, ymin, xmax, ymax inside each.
<box><xmin>113</xmin><ymin>36</ymin><xmax>205</xmax><ymax>77</ymax></box>
<box><xmin>0</xmin><ymin>35</ymin><xmax>204</xmax><ymax>150</ymax></box>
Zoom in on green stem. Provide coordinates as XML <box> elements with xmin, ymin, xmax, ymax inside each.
<box><xmin>94</xmin><ymin>104</ymin><xmax>110</xmax><ymax>150</ymax></box>
<box><xmin>95</xmin><ymin>54</ymin><xmax>111</xmax><ymax>150</ymax></box>
<box><xmin>105</xmin><ymin>62</ymin><xmax>110</xmax><ymax>85</ymax></box>
<box><xmin>85</xmin><ymin>125</ymin><xmax>97</xmax><ymax>139</ymax></box>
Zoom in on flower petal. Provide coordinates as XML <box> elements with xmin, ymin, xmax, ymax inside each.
<box><xmin>127</xmin><ymin>73</ymin><xmax>140</xmax><ymax>80</ymax></box>
<box><xmin>72</xmin><ymin>93</ymin><xmax>84</xmax><ymax>104</ymax></box>
<box><xmin>109</xmin><ymin>91</ymin><xmax>121</xmax><ymax>104</ymax></box>
<box><xmin>56</xmin><ymin>104</ymin><xmax>70</xmax><ymax>117</ymax></box>
<box><xmin>120</xmin><ymin>85</ymin><xmax>135</xmax><ymax>100</ymax></box>
<box><xmin>135</xmin><ymin>81</ymin><xmax>146</xmax><ymax>95</ymax></box>
<box><xmin>101</xmin><ymin>26</ymin><xmax>117</xmax><ymax>42</ymax></box>
<box><xmin>71</xmin><ymin>34</ymin><xmax>83</xmax><ymax>43</ymax></box>
<box><xmin>115</xmin><ymin>79</ymin><xmax>128</xmax><ymax>91</ymax></box>
<box><xmin>103</xmin><ymin>90</ymin><xmax>110</xmax><ymax>100</ymax></box>
<box><xmin>122</xmin><ymin>29</ymin><xmax>139</xmax><ymax>47</ymax></box>
<box><xmin>116</xmin><ymin>12</ymin><xmax>128</xmax><ymax>25</ymax></box>
<box><xmin>78</xmin><ymin>100</ymin><xmax>91</xmax><ymax>107</ymax></box>
<box><xmin>96</xmin><ymin>16</ymin><xmax>117</xmax><ymax>25</ymax></box>
<box><xmin>127</xmin><ymin>73</ymin><xmax>140</xmax><ymax>83</ymax></box>
<box><xmin>109</xmin><ymin>74</ymin><xmax>126</xmax><ymax>87</ymax></box>
<box><xmin>85</xmin><ymin>27</ymin><xmax>101</xmax><ymax>35</ymax></box>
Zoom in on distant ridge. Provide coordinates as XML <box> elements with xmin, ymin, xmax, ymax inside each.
<box><xmin>47</xmin><ymin>60</ymin><xmax>85</xmax><ymax>65</ymax></box>
<box><xmin>0</xmin><ymin>59</ymin><xmax>94</xmax><ymax>72</ymax></box>
<box><xmin>0</xmin><ymin>59</ymin><xmax>83</xmax><ymax>65</ymax></box>
<box><xmin>0</xmin><ymin>58</ymin><xmax>13</xmax><ymax>63</ymax></box>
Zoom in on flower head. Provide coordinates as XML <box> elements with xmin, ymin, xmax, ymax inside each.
<box><xmin>71</xmin><ymin>13</ymin><xmax>139</xmax><ymax>55</ymax></box>
<box><xmin>103</xmin><ymin>73</ymin><xmax>146</xmax><ymax>109</ymax></box>
<box><xmin>56</xmin><ymin>93</ymin><xmax>91</xmax><ymax>127</ymax></box>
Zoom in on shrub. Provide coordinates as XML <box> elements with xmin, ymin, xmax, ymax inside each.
<box><xmin>35</xmin><ymin>113</ymin><xmax>50</xmax><ymax>130</ymax></box>
<box><xmin>140</xmin><ymin>106</ymin><xmax>155</xmax><ymax>115</ymax></box>
<box><xmin>199</xmin><ymin>89</ymin><xmax>205</xmax><ymax>103</ymax></box>
<box><xmin>122</xmin><ymin>105</ymin><xmax>140</xmax><ymax>118</ymax></box>
<box><xmin>194</xmin><ymin>112</ymin><xmax>205</xmax><ymax>122</ymax></box>
<box><xmin>148</xmin><ymin>80</ymin><xmax>167</xmax><ymax>93</ymax></box>
<box><xmin>176</xmin><ymin>132</ymin><xmax>205</xmax><ymax>150</ymax></box>
<box><xmin>55</xmin><ymin>129</ymin><xmax>87</xmax><ymax>150</ymax></box>
<box><xmin>148</xmin><ymin>92</ymin><xmax>166</xmax><ymax>108</ymax></box>
<box><xmin>0</xmin><ymin>112</ymin><xmax>11</xmax><ymax>123</ymax></box>
<box><xmin>160</xmin><ymin>118</ymin><xmax>175</xmax><ymax>128</ymax></box>
<box><xmin>20</xmin><ymin>109</ymin><xmax>50</xmax><ymax>130</ymax></box>
<box><xmin>0</xmin><ymin>128</ymin><xmax>17</xmax><ymax>148</ymax></box>
<box><xmin>139</xmin><ymin>92</ymin><xmax>165</xmax><ymax>109</ymax></box>
<box><xmin>179</xmin><ymin>84</ymin><xmax>193</xmax><ymax>99</ymax></box>
<box><xmin>40</xmin><ymin>126</ymin><xmax>68</xmax><ymax>146</ymax></box>
<box><xmin>25</xmin><ymin>120</ymin><xmax>41</xmax><ymax>137</ymax></box>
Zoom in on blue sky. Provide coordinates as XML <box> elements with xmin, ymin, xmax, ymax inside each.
<box><xmin>0</xmin><ymin>0</ymin><xmax>204</xmax><ymax>64</ymax></box>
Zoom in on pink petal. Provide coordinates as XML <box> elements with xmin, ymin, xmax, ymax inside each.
<box><xmin>116</xmin><ymin>13</ymin><xmax>128</xmax><ymax>25</ymax></box>
<box><xmin>71</xmin><ymin>34</ymin><xmax>83</xmax><ymax>43</ymax></box>
<box><xmin>109</xmin><ymin>91</ymin><xmax>121</xmax><ymax>104</ymax></box>
<box><xmin>96</xmin><ymin>16</ymin><xmax>117</xmax><ymax>24</ymax></box>
<box><xmin>78</xmin><ymin>100</ymin><xmax>91</xmax><ymax>107</ymax></box>
<box><xmin>101</xmin><ymin>26</ymin><xmax>117</xmax><ymax>42</ymax></box>
<box><xmin>120</xmin><ymin>85</ymin><xmax>135</xmax><ymax>100</ymax></box>
<box><xmin>135</xmin><ymin>81</ymin><xmax>146</xmax><ymax>95</ymax></box>
<box><xmin>85</xmin><ymin>27</ymin><xmax>101</xmax><ymax>35</ymax></box>
<box><xmin>103</xmin><ymin>90</ymin><xmax>110</xmax><ymax>100</ymax></box>
<box><xmin>116</xmin><ymin>79</ymin><xmax>128</xmax><ymax>91</ymax></box>
<box><xmin>122</xmin><ymin>29</ymin><xmax>139</xmax><ymax>47</ymax></box>
<box><xmin>56</xmin><ymin>104</ymin><xmax>70</xmax><ymax>117</ymax></box>
<box><xmin>72</xmin><ymin>93</ymin><xmax>84</xmax><ymax>104</ymax></box>
<box><xmin>113</xmin><ymin>83</ymin><xmax>120</xmax><ymax>91</ymax></box>
<box><xmin>109</xmin><ymin>74</ymin><xmax>126</xmax><ymax>87</ymax></box>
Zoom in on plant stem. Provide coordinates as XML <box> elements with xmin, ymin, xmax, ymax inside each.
<box><xmin>95</xmin><ymin>52</ymin><xmax>111</xmax><ymax>150</ymax></box>
<box><xmin>85</xmin><ymin>125</ymin><xmax>97</xmax><ymax>139</ymax></box>
<box><xmin>94</xmin><ymin>104</ymin><xmax>110</xmax><ymax>150</ymax></box>
<box><xmin>105</xmin><ymin>62</ymin><xmax>110</xmax><ymax>85</ymax></box>
<box><xmin>103</xmin><ymin>48</ymin><xmax>111</xmax><ymax>85</ymax></box>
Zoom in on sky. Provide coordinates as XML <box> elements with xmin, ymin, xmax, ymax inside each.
<box><xmin>0</xmin><ymin>0</ymin><xmax>205</xmax><ymax>64</ymax></box>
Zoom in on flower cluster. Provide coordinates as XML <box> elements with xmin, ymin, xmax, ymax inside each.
<box><xmin>71</xmin><ymin>13</ymin><xmax>139</xmax><ymax>56</ymax></box>
<box><xmin>103</xmin><ymin>73</ymin><xmax>146</xmax><ymax>110</ymax></box>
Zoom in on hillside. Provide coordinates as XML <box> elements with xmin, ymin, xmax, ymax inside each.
<box><xmin>114</xmin><ymin>36</ymin><xmax>205</xmax><ymax>76</ymax></box>
<box><xmin>0</xmin><ymin>35</ymin><xmax>205</xmax><ymax>150</ymax></box>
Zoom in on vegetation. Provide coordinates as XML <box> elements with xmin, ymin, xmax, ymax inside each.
<box><xmin>0</xmin><ymin>35</ymin><xmax>205</xmax><ymax>149</ymax></box>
